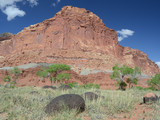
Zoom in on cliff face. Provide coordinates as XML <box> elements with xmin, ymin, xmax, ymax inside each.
<box><xmin>0</xmin><ymin>6</ymin><xmax>159</xmax><ymax>75</ymax></box>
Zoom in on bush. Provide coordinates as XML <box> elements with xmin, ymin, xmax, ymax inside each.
<box><xmin>147</xmin><ymin>74</ymin><xmax>160</xmax><ymax>90</ymax></box>
<box><xmin>67</xmin><ymin>83</ymin><xmax>100</xmax><ymax>89</ymax></box>
<box><xmin>132</xmin><ymin>86</ymin><xmax>157</xmax><ymax>91</ymax></box>
<box><xmin>143</xmin><ymin>87</ymin><xmax>157</xmax><ymax>91</ymax></box>
<box><xmin>81</xmin><ymin>83</ymin><xmax>100</xmax><ymax>89</ymax></box>
<box><xmin>67</xmin><ymin>82</ymin><xmax>79</xmax><ymax>88</ymax></box>
<box><xmin>3</xmin><ymin>75</ymin><xmax>11</xmax><ymax>83</ymax></box>
<box><xmin>10</xmin><ymin>66</ymin><xmax>21</xmax><ymax>84</ymax></box>
<box><xmin>3</xmin><ymin>75</ymin><xmax>16</xmax><ymax>88</ymax></box>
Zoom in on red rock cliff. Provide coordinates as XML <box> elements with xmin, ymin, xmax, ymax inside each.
<box><xmin>0</xmin><ymin>6</ymin><xmax>159</xmax><ymax>75</ymax></box>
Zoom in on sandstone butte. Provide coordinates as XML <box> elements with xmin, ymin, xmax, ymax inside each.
<box><xmin>0</xmin><ymin>6</ymin><xmax>159</xmax><ymax>88</ymax></box>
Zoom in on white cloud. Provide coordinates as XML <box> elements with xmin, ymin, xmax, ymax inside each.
<box><xmin>117</xmin><ymin>29</ymin><xmax>135</xmax><ymax>42</ymax></box>
<box><xmin>0</xmin><ymin>0</ymin><xmax>23</xmax><ymax>9</ymax></box>
<box><xmin>2</xmin><ymin>5</ymin><xmax>25</xmax><ymax>21</ymax></box>
<box><xmin>52</xmin><ymin>3</ymin><xmax>56</xmax><ymax>7</ymax></box>
<box><xmin>27</xmin><ymin>0</ymin><xmax>38</xmax><ymax>7</ymax></box>
<box><xmin>52</xmin><ymin>0</ymin><xmax>61</xmax><ymax>7</ymax></box>
<box><xmin>0</xmin><ymin>0</ymin><xmax>38</xmax><ymax>21</ymax></box>
<box><xmin>57</xmin><ymin>0</ymin><xmax>61</xmax><ymax>3</ymax></box>
<box><xmin>156</xmin><ymin>62</ymin><xmax>160</xmax><ymax>68</ymax></box>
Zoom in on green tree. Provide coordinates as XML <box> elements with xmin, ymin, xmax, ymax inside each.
<box><xmin>10</xmin><ymin>67</ymin><xmax>21</xmax><ymax>84</ymax></box>
<box><xmin>37</xmin><ymin>64</ymin><xmax>71</xmax><ymax>87</ymax></box>
<box><xmin>110</xmin><ymin>64</ymin><xmax>133</xmax><ymax>90</ymax></box>
<box><xmin>56</xmin><ymin>73</ymin><xmax>70</xmax><ymax>84</ymax></box>
<box><xmin>126</xmin><ymin>67</ymin><xmax>141</xmax><ymax>88</ymax></box>
<box><xmin>36</xmin><ymin>68</ymin><xmax>49</xmax><ymax>79</ymax></box>
<box><xmin>147</xmin><ymin>74</ymin><xmax>160</xmax><ymax>90</ymax></box>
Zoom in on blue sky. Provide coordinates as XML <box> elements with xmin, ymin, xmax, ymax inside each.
<box><xmin>0</xmin><ymin>0</ymin><xmax>160</xmax><ymax>67</ymax></box>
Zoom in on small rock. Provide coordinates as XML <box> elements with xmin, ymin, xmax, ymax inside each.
<box><xmin>43</xmin><ymin>86</ymin><xmax>57</xmax><ymax>90</ymax></box>
<box><xmin>83</xmin><ymin>92</ymin><xmax>99</xmax><ymax>101</ymax></box>
<box><xmin>59</xmin><ymin>84</ymin><xmax>72</xmax><ymax>90</ymax></box>
<box><xmin>143</xmin><ymin>93</ymin><xmax>159</xmax><ymax>104</ymax></box>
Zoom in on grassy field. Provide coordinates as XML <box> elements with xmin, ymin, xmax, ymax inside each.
<box><xmin>0</xmin><ymin>85</ymin><xmax>160</xmax><ymax>120</ymax></box>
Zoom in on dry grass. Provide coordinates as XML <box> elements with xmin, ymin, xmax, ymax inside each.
<box><xmin>0</xmin><ymin>85</ymin><xmax>160</xmax><ymax>120</ymax></box>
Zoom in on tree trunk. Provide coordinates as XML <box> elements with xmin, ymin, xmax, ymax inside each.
<box><xmin>14</xmin><ymin>75</ymin><xmax>17</xmax><ymax>84</ymax></box>
<box><xmin>51</xmin><ymin>79</ymin><xmax>53</xmax><ymax>87</ymax></box>
<box><xmin>120</xmin><ymin>81</ymin><xmax>126</xmax><ymax>91</ymax></box>
<box><xmin>120</xmin><ymin>82</ymin><xmax>123</xmax><ymax>90</ymax></box>
<box><xmin>55</xmin><ymin>80</ymin><xmax>58</xmax><ymax>87</ymax></box>
<box><xmin>120</xmin><ymin>76</ymin><xmax>125</xmax><ymax>90</ymax></box>
<box><xmin>129</xmin><ymin>82</ymin><xmax>131</xmax><ymax>89</ymax></box>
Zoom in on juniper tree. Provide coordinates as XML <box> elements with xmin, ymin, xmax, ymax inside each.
<box><xmin>148</xmin><ymin>74</ymin><xmax>160</xmax><ymax>90</ymax></box>
<box><xmin>126</xmin><ymin>67</ymin><xmax>141</xmax><ymax>88</ymax></box>
<box><xmin>110</xmin><ymin>64</ymin><xmax>133</xmax><ymax>90</ymax></box>
<box><xmin>37</xmin><ymin>64</ymin><xmax>71</xmax><ymax>87</ymax></box>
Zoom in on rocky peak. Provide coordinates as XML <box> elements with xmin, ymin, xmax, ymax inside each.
<box><xmin>0</xmin><ymin>6</ymin><xmax>159</xmax><ymax>75</ymax></box>
<box><xmin>57</xmin><ymin>6</ymin><xmax>99</xmax><ymax>18</ymax></box>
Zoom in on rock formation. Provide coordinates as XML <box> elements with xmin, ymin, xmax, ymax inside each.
<box><xmin>0</xmin><ymin>6</ymin><xmax>159</xmax><ymax>75</ymax></box>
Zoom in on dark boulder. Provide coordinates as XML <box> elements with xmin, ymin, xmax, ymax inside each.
<box><xmin>59</xmin><ymin>84</ymin><xmax>72</xmax><ymax>90</ymax></box>
<box><xmin>43</xmin><ymin>86</ymin><xmax>57</xmax><ymax>90</ymax></box>
<box><xmin>143</xmin><ymin>93</ymin><xmax>159</xmax><ymax>104</ymax></box>
<box><xmin>45</xmin><ymin>94</ymin><xmax>85</xmax><ymax>114</ymax></box>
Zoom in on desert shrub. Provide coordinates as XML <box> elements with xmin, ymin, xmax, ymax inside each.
<box><xmin>10</xmin><ymin>66</ymin><xmax>21</xmax><ymax>84</ymax></box>
<box><xmin>3</xmin><ymin>75</ymin><xmax>11</xmax><ymax>83</ymax></box>
<box><xmin>67</xmin><ymin>83</ymin><xmax>100</xmax><ymax>89</ymax></box>
<box><xmin>132</xmin><ymin>86</ymin><xmax>143</xmax><ymax>90</ymax></box>
<box><xmin>81</xmin><ymin>83</ymin><xmax>100</xmax><ymax>89</ymax></box>
<box><xmin>143</xmin><ymin>87</ymin><xmax>157</xmax><ymax>91</ymax></box>
<box><xmin>132</xmin><ymin>86</ymin><xmax>157</xmax><ymax>91</ymax></box>
<box><xmin>3</xmin><ymin>75</ymin><xmax>16</xmax><ymax>88</ymax></box>
<box><xmin>36</xmin><ymin>68</ymin><xmax>48</xmax><ymax>78</ymax></box>
<box><xmin>2</xmin><ymin>67</ymin><xmax>21</xmax><ymax>88</ymax></box>
<box><xmin>67</xmin><ymin>82</ymin><xmax>79</xmax><ymax>88</ymax></box>
<box><xmin>148</xmin><ymin>74</ymin><xmax>160</xmax><ymax>90</ymax></box>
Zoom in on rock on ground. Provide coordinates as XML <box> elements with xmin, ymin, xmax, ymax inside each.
<box><xmin>45</xmin><ymin>94</ymin><xmax>85</xmax><ymax>114</ymax></box>
<box><xmin>59</xmin><ymin>84</ymin><xmax>72</xmax><ymax>90</ymax></box>
<box><xmin>143</xmin><ymin>93</ymin><xmax>159</xmax><ymax>104</ymax></box>
<box><xmin>43</xmin><ymin>85</ymin><xmax>57</xmax><ymax>90</ymax></box>
<box><xmin>83</xmin><ymin>92</ymin><xmax>99</xmax><ymax>101</ymax></box>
